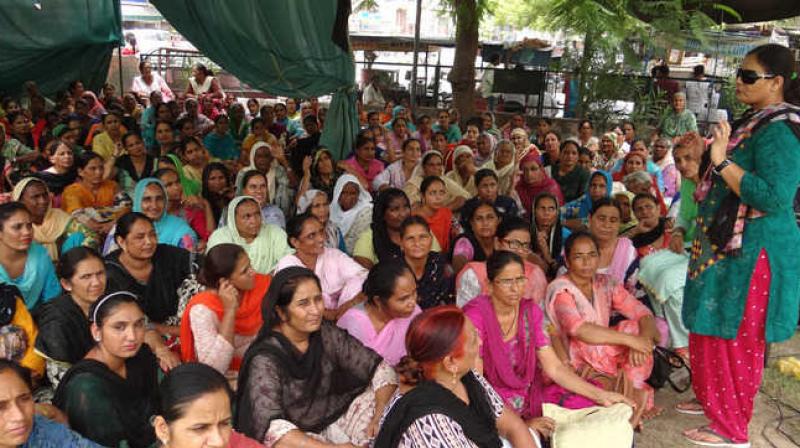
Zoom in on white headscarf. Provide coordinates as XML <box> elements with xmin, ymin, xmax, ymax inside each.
<box><xmin>329</xmin><ymin>174</ymin><xmax>371</xmax><ymax>235</ymax></box>
<box><xmin>297</xmin><ymin>189</ymin><xmax>324</xmax><ymax>214</ymax></box>
<box><xmin>236</xmin><ymin>141</ymin><xmax>277</xmax><ymax>202</ymax></box>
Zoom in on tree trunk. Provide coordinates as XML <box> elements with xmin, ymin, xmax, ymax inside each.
<box><xmin>575</xmin><ymin>29</ymin><xmax>595</xmax><ymax>118</ymax></box>
<box><xmin>447</xmin><ymin>0</ymin><xmax>480</xmax><ymax>125</ymax></box>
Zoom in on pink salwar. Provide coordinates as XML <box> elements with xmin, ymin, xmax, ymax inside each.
<box><xmin>546</xmin><ymin>275</ymin><xmax>655</xmax><ymax>408</ymax></box>
<box><xmin>689</xmin><ymin>250</ymin><xmax>770</xmax><ymax>444</ymax></box>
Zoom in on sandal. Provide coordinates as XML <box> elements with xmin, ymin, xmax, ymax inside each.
<box><xmin>676</xmin><ymin>398</ymin><xmax>705</xmax><ymax>415</ymax></box>
<box><xmin>683</xmin><ymin>426</ymin><xmax>750</xmax><ymax>447</ymax></box>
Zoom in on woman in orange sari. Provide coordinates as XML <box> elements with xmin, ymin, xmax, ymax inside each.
<box><xmin>61</xmin><ymin>151</ymin><xmax>122</xmax><ymax>236</ymax></box>
<box><xmin>180</xmin><ymin>243</ymin><xmax>270</xmax><ymax>383</ymax></box>
<box><xmin>62</xmin><ymin>152</ymin><xmax>118</xmax><ymax>212</ymax></box>
<box><xmin>414</xmin><ymin>176</ymin><xmax>453</xmax><ymax>252</ymax></box>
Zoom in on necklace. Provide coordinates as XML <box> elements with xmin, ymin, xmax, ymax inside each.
<box><xmin>501</xmin><ymin>306</ymin><xmax>519</xmax><ymax>338</ymax></box>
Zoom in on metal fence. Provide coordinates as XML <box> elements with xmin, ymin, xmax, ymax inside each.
<box><xmin>357</xmin><ymin>57</ymin><xmax>728</xmax><ymax>126</ymax></box>
<box><xmin>142</xmin><ymin>47</ymin><xmax>273</xmax><ymax>98</ymax></box>
<box><xmin>141</xmin><ymin>46</ymin><xmax>727</xmax><ymax>125</ymax></box>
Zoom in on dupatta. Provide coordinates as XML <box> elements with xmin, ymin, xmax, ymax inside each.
<box><xmin>545</xmin><ymin>275</ymin><xmax>611</xmax><ymax>351</ymax></box>
<box><xmin>374</xmin><ymin>371</ymin><xmax>501</xmax><ymax>448</ymax></box>
<box><xmin>330</xmin><ymin>174</ymin><xmax>372</xmax><ymax>236</ymax></box>
<box><xmin>132</xmin><ymin>178</ymin><xmax>197</xmax><ymax>248</ymax></box>
<box><xmin>165</xmin><ymin>154</ymin><xmax>201</xmax><ymax>197</ymax></box>
<box><xmin>12</xmin><ymin>178</ymin><xmax>72</xmax><ymax>260</ymax></box>
<box><xmin>692</xmin><ymin>103</ymin><xmax>800</xmax><ymax>277</ymax></box>
<box><xmin>32</xmin><ymin>294</ymin><xmax>93</xmax><ymax>364</ymax></box>
<box><xmin>53</xmin><ymin>345</ymin><xmax>159</xmax><ymax>448</ymax></box>
<box><xmin>206</xmin><ymin>196</ymin><xmax>292</xmax><ymax>274</ymax></box>
<box><xmin>516</xmin><ymin>152</ymin><xmax>564</xmax><ymax>215</ymax></box>
<box><xmin>180</xmin><ymin>273</ymin><xmax>270</xmax><ymax>370</ymax></box>
<box><xmin>562</xmin><ymin>170</ymin><xmax>612</xmax><ymax>221</ymax></box>
<box><xmin>464</xmin><ymin>295</ymin><xmax>542</xmax><ymax>419</ymax></box>
<box><xmin>236</xmin><ymin>142</ymin><xmax>276</xmax><ymax>202</ymax></box>
<box><xmin>235</xmin><ymin>267</ymin><xmax>381</xmax><ymax>439</ymax></box>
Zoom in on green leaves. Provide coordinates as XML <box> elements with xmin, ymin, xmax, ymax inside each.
<box><xmin>353</xmin><ymin>0</ymin><xmax>379</xmax><ymax>13</ymax></box>
<box><xmin>710</xmin><ymin>3</ymin><xmax>742</xmax><ymax>22</ymax></box>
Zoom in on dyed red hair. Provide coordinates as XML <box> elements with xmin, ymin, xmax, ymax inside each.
<box><xmin>397</xmin><ymin>306</ymin><xmax>467</xmax><ymax>385</ymax></box>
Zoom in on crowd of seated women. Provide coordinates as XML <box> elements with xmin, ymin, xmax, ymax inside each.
<box><xmin>0</xmin><ymin>72</ymin><xmax>707</xmax><ymax>447</ymax></box>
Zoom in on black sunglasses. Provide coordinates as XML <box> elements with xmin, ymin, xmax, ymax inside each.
<box><xmin>736</xmin><ymin>68</ymin><xmax>777</xmax><ymax>85</ymax></box>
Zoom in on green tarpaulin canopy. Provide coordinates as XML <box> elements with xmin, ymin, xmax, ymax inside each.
<box><xmin>0</xmin><ymin>0</ymin><xmax>122</xmax><ymax>97</ymax></box>
<box><xmin>150</xmin><ymin>0</ymin><xmax>359</xmax><ymax>160</ymax></box>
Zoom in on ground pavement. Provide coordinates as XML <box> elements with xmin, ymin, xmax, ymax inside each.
<box><xmin>634</xmin><ymin>333</ymin><xmax>800</xmax><ymax>447</ymax></box>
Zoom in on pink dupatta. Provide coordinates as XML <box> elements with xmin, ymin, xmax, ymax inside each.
<box><xmin>599</xmin><ymin>237</ymin><xmax>636</xmax><ymax>284</ymax></box>
<box><xmin>545</xmin><ymin>275</ymin><xmax>614</xmax><ymax>371</ymax></box>
<box><xmin>463</xmin><ymin>295</ymin><xmax>547</xmax><ymax>418</ymax></box>
<box><xmin>337</xmin><ymin>305</ymin><xmax>421</xmax><ymax>366</ymax></box>
<box><xmin>545</xmin><ymin>275</ymin><xmax>610</xmax><ymax>334</ymax></box>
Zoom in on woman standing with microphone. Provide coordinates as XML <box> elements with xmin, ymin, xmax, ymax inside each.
<box><xmin>681</xmin><ymin>44</ymin><xmax>800</xmax><ymax>447</ymax></box>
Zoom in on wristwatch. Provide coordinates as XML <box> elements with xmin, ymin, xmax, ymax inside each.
<box><xmin>713</xmin><ymin>159</ymin><xmax>732</xmax><ymax>174</ymax></box>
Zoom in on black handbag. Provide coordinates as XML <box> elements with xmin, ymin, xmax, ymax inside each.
<box><xmin>646</xmin><ymin>346</ymin><xmax>691</xmax><ymax>393</ymax></box>
<box><xmin>0</xmin><ymin>284</ymin><xmax>21</xmax><ymax>326</ymax></box>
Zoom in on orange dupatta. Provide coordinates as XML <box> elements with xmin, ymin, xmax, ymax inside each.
<box><xmin>180</xmin><ymin>273</ymin><xmax>271</xmax><ymax>371</ymax></box>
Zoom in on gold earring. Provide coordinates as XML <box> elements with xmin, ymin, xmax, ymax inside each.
<box><xmin>451</xmin><ymin>370</ymin><xmax>458</xmax><ymax>387</ymax></box>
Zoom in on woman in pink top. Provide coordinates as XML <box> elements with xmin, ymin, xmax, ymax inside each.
<box><xmin>338</xmin><ymin>260</ymin><xmax>421</xmax><ymax>366</ymax></box>
<box><xmin>456</xmin><ymin>216</ymin><xmax>547</xmax><ymax>307</ymax></box>
<box><xmin>545</xmin><ymin>231</ymin><xmax>660</xmax><ymax>428</ymax></box>
<box><xmin>384</xmin><ymin>117</ymin><xmax>411</xmax><ymax>163</ymax></box>
<box><xmin>341</xmin><ymin>132</ymin><xmax>384</xmax><ymax>192</ymax></box>
<box><xmin>463</xmin><ymin>250</ymin><xmax>631</xmax><ymax>442</ymax></box>
<box><xmin>274</xmin><ymin>213</ymin><xmax>368</xmax><ymax>321</ymax></box>
<box><xmin>588</xmin><ymin>197</ymin><xmax>637</xmax><ymax>287</ymax></box>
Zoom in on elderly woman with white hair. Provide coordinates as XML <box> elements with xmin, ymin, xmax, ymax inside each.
<box><xmin>510</xmin><ymin>127</ymin><xmax>540</xmax><ymax>161</ymax></box>
<box><xmin>659</xmin><ymin>91</ymin><xmax>698</xmax><ymax>142</ymax></box>
<box><xmin>445</xmin><ymin>145</ymin><xmax>478</xmax><ymax>195</ymax></box>
<box><xmin>296</xmin><ymin>188</ymin><xmax>346</xmax><ymax>251</ymax></box>
<box><xmin>624</xmin><ymin>170</ymin><xmax>668</xmax><ymax>216</ymax></box>
<box><xmin>651</xmin><ymin>137</ymin><xmax>681</xmax><ymax>199</ymax></box>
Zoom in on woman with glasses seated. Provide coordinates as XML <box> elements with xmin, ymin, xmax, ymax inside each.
<box><xmin>463</xmin><ymin>251</ymin><xmax>632</xmax><ymax>444</ymax></box>
<box><xmin>456</xmin><ymin>216</ymin><xmax>547</xmax><ymax>307</ymax></box>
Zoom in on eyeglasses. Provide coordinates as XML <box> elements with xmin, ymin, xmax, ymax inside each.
<box><xmin>494</xmin><ymin>276</ymin><xmax>527</xmax><ymax>289</ymax></box>
<box><xmin>736</xmin><ymin>68</ymin><xmax>776</xmax><ymax>85</ymax></box>
<box><xmin>502</xmin><ymin>238</ymin><xmax>532</xmax><ymax>253</ymax></box>
<box><xmin>570</xmin><ymin>251</ymin><xmax>598</xmax><ymax>262</ymax></box>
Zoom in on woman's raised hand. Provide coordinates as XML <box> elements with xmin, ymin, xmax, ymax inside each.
<box><xmin>219</xmin><ymin>279</ymin><xmax>240</xmax><ymax>311</ymax></box>
<box><xmin>156</xmin><ymin>347</ymin><xmax>181</xmax><ymax>372</ymax></box>
<box><xmin>676</xmin><ymin>132</ymin><xmax>706</xmax><ymax>161</ymax></box>
<box><xmin>709</xmin><ymin>120</ymin><xmax>731</xmax><ymax>166</ymax></box>
<box><xmin>668</xmin><ymin>231</ymin><xmax>684</xmax><ymax>254</ymax></box>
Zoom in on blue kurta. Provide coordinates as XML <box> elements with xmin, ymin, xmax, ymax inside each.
<box><xmin>0</xmin><ymin>242</ymin><xmax>61</xmax><ymax>310</ymax></box>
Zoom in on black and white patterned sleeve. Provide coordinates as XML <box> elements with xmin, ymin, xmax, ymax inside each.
<box><xmin>473</xmin><ymin>371</ymin><xmax>505</xmax><ymax>418</ymax></box>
